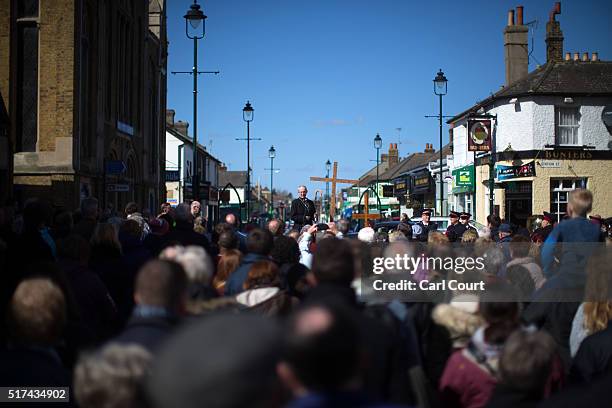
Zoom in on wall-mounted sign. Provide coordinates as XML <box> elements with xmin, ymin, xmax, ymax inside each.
<box><xmin>468</xmin><ymin>119</ymin><xmax>492</xmax><ymax>152</ymax></box>
<box><xmin>496</xmin><ymin>161</ymin><xmax>536</xmax><ymax>181</ymax></box>
<box><xmin>107</xmin><ymin>183</ymin><xmax>130</xmax><ymax>192</ymax></box>
<box><xmin>543</xmin><ymin>150</ymin><xmax>594</xmax><ymax>160</ymax></box>
<box><xmin>393</xmin><ymin>178</ymin><xmax>407</xmax><ymax>196</ymax></box>
<box><xmin>539</xmin><ymin>160</ymin><xmax>561</xmax><ymax>168</ymax></box>
<box><xmin>452</xmin><ymin>165</ymin><xmax>475</xmax><ymax>193</ymax></box>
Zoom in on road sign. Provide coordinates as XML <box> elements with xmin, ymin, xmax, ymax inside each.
<box><xmin>107</xmin><ymin>183</ymin><xmax>130</xmax><ymax>192</ymax></box>
<box><xmin>105</xmin><ymin>160</ymin><xmax>127</xmax><ymax>175</ymax></box>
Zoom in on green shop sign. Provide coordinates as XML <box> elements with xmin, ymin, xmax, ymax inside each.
<box><xmin>452</xmin><ymin>165</ymin><xmax>475</xmax><ymax>193</ymax></box>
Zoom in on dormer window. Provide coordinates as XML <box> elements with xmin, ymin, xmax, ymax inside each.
<box><xmin>555</xmin><ymin>107</ymin><xmax>581</xmax><ymax>145</ymax></box>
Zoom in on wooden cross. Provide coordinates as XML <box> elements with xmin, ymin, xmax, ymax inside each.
<box><xmin>351</xmin><ymin>191</ymin><xmax>381</xmax><ymax>227</ymax></box>
<box><xmin>310</xmin><ymin>161</ymin><xmax>358</xmax><ymax>220</ymax></box>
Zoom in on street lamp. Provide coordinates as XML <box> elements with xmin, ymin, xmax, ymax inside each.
<box><xmin>243</xmin><ymin>101</ymin><xmax>254</xmax><ymax>220</ymax></box>
<box><xmin>433</xmin><ymin>69</ymin><xmax>448</xmax><ymax>216</ymax></box>
<box><xmin>374</xmin><ymin>133</ymin><xmax>382</xmax><ymax>211</ymax></box>
<box><xmin>184</xmin><ymin>0</ymin><xmax>206</xmax><ymax>202</ymax></box>
<box><xmin>325</xmin><ymin>159</ymin><xmax>331</xmax><ymax>219</ymax></box>
<box><xmin>268</xmin><ymin>145</ymin><xmax>276</xmax><ymax>216</ymax></box>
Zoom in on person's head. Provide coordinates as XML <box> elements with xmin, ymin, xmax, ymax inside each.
<box><xmin>583</xmin><ymin>249</ymin><xmax>612</xmax><ymax>334</ymax></box>
<box><xmin>336</xmin><ymin>219</ymin><xmax>350</xmax><ymax>235</ymax></box>
<box><xmin>218</xmin><ymin>230</ymin><xmax>238</xmax><ymax>251</ymax></box>
<box><xmin>449</xmin><ymin>211</ymin><xmax>459</xmax><ymax>225</ymax></box>
<box><xmin>568</xmin><ymin>188</ymin><xmax>593</xmax><ymax>218</ymax></box>
<box><xmin>429</xmin><ymin>231</ymin><xmax>449</xmax><ymax>245</ymax></box>
<box><xmin>487</xmin><ymin>214</ymin><xmax>502</xmax><ymax>229</ymax></box>
<box><xmin>160</xmin><ymin>202</ymin><xmax>172</xmax><ymax>214</ymax></box>
<box><xmin>479</xmin><ymin>285</ymin><xmax>520</xmax><ymax>345</ymax></box>
<box><xmin>541</xmin><ymin>211</ymin><xmax>554</xmax><ymax>228</ymax></box>
<box><xmin>81</xmin><ymin>197</ymin><xmax>99</xmax><ymax>220</ymax></box>
<box><xmin>148</xmin><ymin>314</ymin><xmax>282</xmax><ymax>408</ymax></box>
<box><xmin>8</xmin><ymin>277</ymin><xmax>66</xmax><ymax>346</ymax></box>
<box><xmin>120</xmin><ymin>219</ymin><xmax>143</xmax><ymax>241</ymax></box>
<box><xmin>271</xmin><ymin>235</ymin><xmax>300</xmax><ymax>265</ymax></box>
<box><xmin>190</xmin><ymin>201</ymin><xmax>201</xmax><ymax>217</ymax></box>
<box><xmin>509</xmin><ymin>235</ymin><xmax>531</xmax><ymax>258</ymax></box>
<box><xmin>244</xmin><ymin>260</ymin><xmax>280</xmax><ymax>290</ymax></box>
<box><xmin>267</xmin><ymin>218</ymin><xmax>284</xmax><ymax>237</ymax></box>
<box><xmin>224</xmin><ymin>213</ymin><xmax>238</xmax><ymax>228</ymax></box>
<box><xmin>461</xmin><ymin>229</ymin><xmax>479</xmax><ymax>243</ymax></box>
<box><xmin>174</xmin><ymin>203</ymin><xmax>194</xmax><ymax>224</ymax></box>
<box><xmin>297</xmin><ymin>185</ymin><xmax>308</xmax><ymax>199</ymax></box>
<box><xmin>498</xmin><ymin>329</ymin><xmax>556</xmax><ymax>397</ymax></box>
<box><xmin>53</xmin><ymin>210</ymin><xmax>74</xmax><ymax>237</ymax></box>
<box><xmin>357</xmin><ymin>227</ymin><xmax>375</xmax><ymax>243</ymax></box>
<box><xmin>287</xmin><ymin>230</ymin><xmax>300</xmax><ymax>241</ymax></box>
<box><xmin>125</xmin><ymin>202</ymin><xmax>139</xmax><ymax>216</ymax></box>
<box><xmin>396</xmin><ymin>222</ymin><xmax>413</xmax><ymax>240</ymax></box>
<box><xmin>134</xmin><ymin>260</ymin><xmax>188</xmax><ymax>313</ymax></box>
<box><xmin>311</xmin><ymin>237</ymin><xmax>354</xmax><ymax>287</ymax></box>
<box><xmin>459</xmin><ymin>212</ymin><xmax>471</xmax><ymax>225</ymax></box>
<box><xmin>91</xmin><ymin>222</ymin><xmax>122</xmax><ymax>252</ymax></box>
<box><xmin>74</xmin><ymin>344</ymin><xmax>152</xmax><ymax>408</ymax></box>
<box><xmin>400</xmin><ymin>213</ymin><xmax>408</xmax><ymax>222</ymax></box>
<box><xmin>23</xmin><ymin>198</ymin><xmax>53</xmax><ymax>231</ymax></box>
<box><xmin>498</xmin><ymin>223</ymin><xmax>512</xmax><ymax>239</ymax></box>
<box><xmin>159</xmin><ymin>246</ymin><xmax>214</xmax><ymax>286</ymax></box>
<box><xmin>246</xmin><ymin>228</ymin><xmax>274</xmax><ymax>256</ymax></box>
<box><xmin>57</xmin><ymin>234</ymin><xmax>91</xmax><ymax>265</ymax></box>
<box><xmin>388</xmin><ymin>231</ymin><xmax>407</xmax><ymax>243</ymax></box>
<box><xmin>421</xmin><ymin>209</ymin><xmax>432</xmax><ymax>223</ymax></box>
<box><xmin>278</xmin><ymin>302</ymin><xmax>362</xmax><ymax>395</ymax></box>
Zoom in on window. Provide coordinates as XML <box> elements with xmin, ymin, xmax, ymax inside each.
<box><xmin>555</xmin><ymin>107</ymin><xmax>580</xmax><ymax>145</ymax></box>
<box><xmin>15</xmin><ymin>0</ymin><xmax>39</xmax><ymax>152</ymax></box>
<box><xmin>550</xmin><ymin>178</ymin><xmax>587</xmax><ymax>222</ymax></box>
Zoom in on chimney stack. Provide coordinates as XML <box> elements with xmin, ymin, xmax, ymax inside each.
<box><xmin>564</xmin><ymin>52</ymin><xmax>571</xmax><ymax>61</ymax></box>
<box><xmin>504</xmin><ymin>6</ymin><xmax>529</xmax><ymax>85</ymax></box>
<box><xmin>388</xmin><ymin>143</ymin><xmax>399</xmax><ymax>167</ymax></box>
<box><xmin>545</xmin><ymin>2</ymin><xmax>564</xmax><ymax>64</ymax></box>
<box><xmin>166</xmin><ymin>109</ymin><xmax>176</xmax><ymax>127</ymax></box>
<box><xmin>424</xmin><ymin>143</ymin><xmax>435</xmax><ymax>153</ymax></box>
<box><xmin>573</xmin><ymin>52</ymin><xmax>580</xmax><ymax>61</ymax></box>
<box><xmin>592</xmin><ymin>52</ymin><xmax>599</xmax><ymax>62</ymax></box>
<box><xmin>174</xmin><ymin>120</ymin><xmax>189</xmax><ymax>137</ymax></box>
<box><xmin>581</xmin><ymin>52</ymin><xmax>589</xmax><ymax>61</ymax></box>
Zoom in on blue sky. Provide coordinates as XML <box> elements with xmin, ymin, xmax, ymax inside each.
<box><xmin>166</xmin><ymin>0</ymin><xmax>612</xmax><ymax>194</ymax></box>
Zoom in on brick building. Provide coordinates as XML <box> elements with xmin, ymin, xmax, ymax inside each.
<box><xmin>0</xmin><ymin>0</ymin><xmax>168</xmax><ymax>212</ymax></box>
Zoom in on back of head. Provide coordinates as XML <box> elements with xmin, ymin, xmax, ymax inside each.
<box><xmin>91</xmin><ymin>222</ymin><xmax>121</xmax><ymax>248</ymax></box>
<box><xmin>312</xmin><ymin>237</ymin><xmax>354</xmax><ymax>286</ymax></box>
<box><xmin>80</xmin><ymin>197</ymin><xmax>99</xmax><ymax>220</ymax></box>
<box><xmin>218</xmin><ymin>230</ymin><xmax>238</xmax><ymax>250</ymax></box>
<box><xmin>244</xmin><ymin>260</ymin><xmax>280</xmax><ymax>290</ymax></box>
<box><xmin>224</xmin><ymin>212</ymin><xmax>238</xmax><ymax>228</ymax></box>
<box><xmin>148</xmin><ymin>314</ymin><xmax>282</xmax><ymax>408</ymax></box>
<box><xmin>57</xmin><ymin>234</ymin><xmax>91</xmax><ymax>264</ymax></box>
<box><xmin>487</xmin><ymin>214</ymin><xmax>502</xmax><ymax>228</ymax></box>
<box><xmin>499</xmin><ymin>329</ymin><xmax>556</xmax><ymax>395</ymax></box>
<box><xmin>23</xmin><ymin>198</ymin><xmax>53</xmax><ymax>230</ymax></box>
<box><xmin>396</xmin><ymin>222</ymin><xmax>412</xmax><ymax>240</ymax></box>
<box><xmin>281</xmin><ymin>302</ymin><xmax>361</xmax><ymax>393</ymax></box>
<box><xmin>159</xmin><ymin>245</ymin><xmax>213</xmax><ymax>285</ymax></box>
<box><xmin>510</xmin><ymin>234</ymin><xmax>531</xmax><ymax>258</ymax></box>
<box><xmin>267</xmin><ymin>218</ymin><xmax>284</xmax><ymax>237</ymax></box>
<box><xmin>479</xmin><ymin>284</ymin><xmax>520</xmax><ymax>345</ymax></box>
<box><xmin>270</xmin><ymin>235</ymin><xmax>300</xmax><ymax>265</ymax></box>
<box><xmin>8</xmin><ymin>277</ymin><xmax>66</xmax><ymax>346</ymax></box>
<box><xmin>74</xmin><ymin>344</ymin><xmax>152</xmax><ymax>408</ymax></box>
<box><xmin>174</xmin><ymin>203</ymin><xmax>193</xmax><ymax>224</ymax></box>
<box><xmin>337</xmin><ymin>219</ymin><xmax>350</xmax><ymax>235</ymax></box>
<box><xmin>357</xmin><ymin>227</ymin><xmax>375</xmax><ymax>243</ymax></box>
<box><xmin>569</xmin><ymin>188</ymin><xmax>593</xmax><ymax>217</ymax></box>
<box><xmin>246</xmin><ymin>228</ymin><xmax>274</xmax><ymax>255</ymax></box>
<box><xmin>135</xmin><ymin>260</ymin><xmax>187</xmax><ymax>310</ymax></box>
<box><xmin>120</xmin><ymin>219</ymin><xmax>143</xmax><ymax>240</ymax></box>
<box><xmin>125</xmin><ymin>202</ymin><xmax>139</xmax><ymax>216</ymax></box>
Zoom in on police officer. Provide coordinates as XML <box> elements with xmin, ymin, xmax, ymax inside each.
<box><xmin>415</xmin><ymin>209</ymin><xmax>438</xmax><ymax>242</ymax></box>
<box><xmin>457</xmin><ymin>212</ymin><xmax>477</xmax><ymax>240</ymax></box>
<box><xmin>531</xmin><ymin>211</ymin><xmax>554</xmax><ymax>243</ymax></box>
<box><xmin>445</xmin><ymin>210</ymin><xmax>461</xmax><ymax>242</ymax></box>
<box><xmin>289</xmin><ymin>185</ymin><xmax>316</xmax><ymax>231</ymax></box>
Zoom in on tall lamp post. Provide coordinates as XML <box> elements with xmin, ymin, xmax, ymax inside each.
<box><xmin>243</xmin><ymin>101</ymin><xmax>254</xmax><ymax>220</ymax></box>
<box><xmin>183</xmin><ymin>1</ymin><xmax>206</xmax><ymax>201</ymax></box>
<box><xmin>325</xmin><ymin>159</ymin><xmax>331</xmax><ymax>219</ymax></box>
<box><xmin>268</xmin><ymin>145</ymin><xmax>276</xmax><ymax>216</ymax></box>
<box><xmin>433</xmin><ymin>69</ymin><xmax>448</xmax><ymax>216</ymax></box>
<box><xmin>374</xmin><ymin>133</ymin><xmax>382</xmax><ymax>211</ymax></box>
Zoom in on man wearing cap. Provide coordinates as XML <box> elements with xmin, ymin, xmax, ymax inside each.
<box><xmin>531</xmin><ymin>212</ymin><xmax>554</xmax><ymax>243</ymax></box>
<box><xmin>415</xmin><ymin>209</ymin><xmax>438</xmax><ymax>242</ymax></box>
<box><xmin>457</xmin><ymin>212</ymin><xmax>477</xmax><ymax>239</ymax></box>
<box><xmin>445</xmin><ymin>211</ymin><xmax>461</xmax><ymax>242</ymax></box>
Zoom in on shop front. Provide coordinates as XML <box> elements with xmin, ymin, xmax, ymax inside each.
<box><xmin>451</xmin><ymin>164</ymin><xmax>475</xmax><ymax>215</ymax></box>
<box><xmin>410</xmin><ymin>171</ymin><xmax>434</xmax><ymax>212</ymax></box>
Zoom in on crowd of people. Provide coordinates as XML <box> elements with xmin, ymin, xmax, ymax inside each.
<box><xmin>0</xmin><ymin>187</ymin><xmax>610</xmax><ymax>408</ymax></box>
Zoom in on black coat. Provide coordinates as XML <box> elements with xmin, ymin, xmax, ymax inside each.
<box><xmin>570</xmin><ymin>321</ymin><xmax>612</xmax><ymax>384</ymax></box>
<box><xmin>0</xmin><ymin>347</ymin><xmax>70</xmax><ymax>388</ymax></box>
<box><xmin>290</xmin><ymin>198</ymin><xmax>316</xmax><ymax>228</ymax></box>
<box><xmin>161</xmin><ymin>222</ymin><xmax>211</xmax><ymax>252</ymax></box>
<box><xmin>112</xmin><ymin>313</ymin><xmax>180</xmax><ymax>353</ymax></box>
<box><xmin>415</xmin><ymin>221</ymin><xmax>438</xmax><ymax>242</ymax></box>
